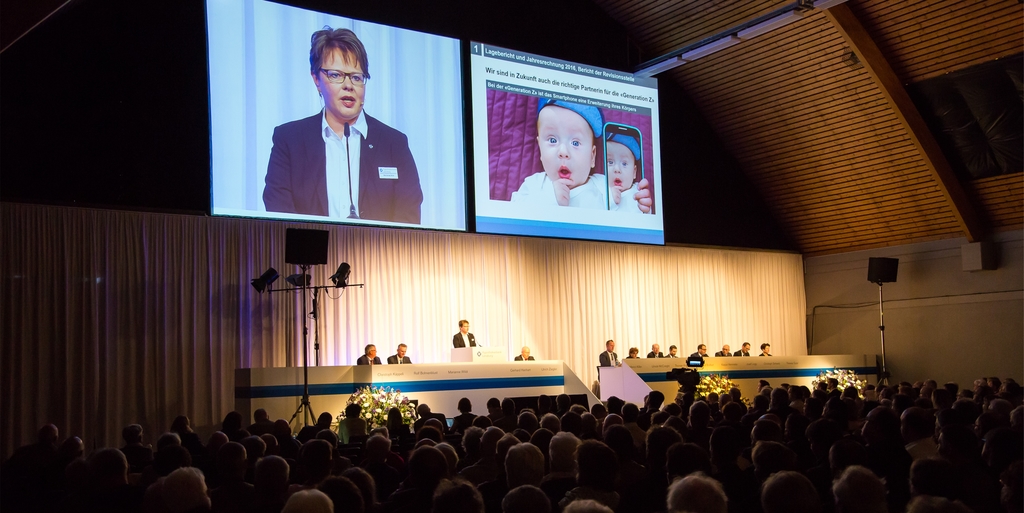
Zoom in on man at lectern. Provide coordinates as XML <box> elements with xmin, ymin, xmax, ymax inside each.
<box><xmin>387</xmin><ymin>343</ymin><xmax>412</xmax><ymax>364</ymax></box>
<box><xmin>599</xmin><ymin>340</ymin><xmax>620</xmax><ymax>367</ymax></box>
<box><xmin>514</xmin><ymin>347</ymin><xmax>535</xmax><ymax>361</ymax></box>
<box><xmin>452</xmin><ymin>320</ymin><xmax>476</xmax><ymax>348</ymax></box>
<box><xmin>356</xmin><ymin>344</ymin><xmax>382</xmax><ymax>365</ymax></box>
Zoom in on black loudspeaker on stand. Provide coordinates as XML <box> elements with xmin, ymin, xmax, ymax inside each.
<box><xmin>867</xmin><ymin>257</ymin><xmax>898</xmax><ymax>386</ymax></box>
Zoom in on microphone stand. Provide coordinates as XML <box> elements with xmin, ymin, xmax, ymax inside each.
<box><xmin>344</xmin><ymin>122</ymin><xmax>358</xmax><ymax>219</ymax></box>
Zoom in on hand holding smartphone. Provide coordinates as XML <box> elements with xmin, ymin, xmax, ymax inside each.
<box><xmin>602</xmin><ymin>123</ymin><xmax>644</xmax><ymax>212</ymax></box>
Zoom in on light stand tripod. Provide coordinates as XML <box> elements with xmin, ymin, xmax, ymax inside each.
<box><xmin>288</xmin><ymin>264</ymin><xmax>315</xmax><ymax>427</ymax></box>
<box><xmin>876</xmin><ymin>280</ymin><xmax>890</xmax><ymax>386</ymax></box>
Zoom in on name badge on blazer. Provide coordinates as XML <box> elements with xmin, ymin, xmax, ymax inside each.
<box><xmin>378</xmin><ymin>167</ymin><xmax>398</xmax><ymax>179</ymax></box>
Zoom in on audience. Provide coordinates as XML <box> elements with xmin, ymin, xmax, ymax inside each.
<box><xmin>3</xmin><ymin>373</ymin><xmax>1021</xmax><ymax>513</ymax></box>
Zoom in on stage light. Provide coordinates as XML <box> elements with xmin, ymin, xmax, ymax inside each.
<box><xmin>285</xmin><ymin>274</ymin><xmax>311</xmax><ymax>287</ymax></box>
<box><xmin>251</xmin><ymin>268</ymin><xmax>279</xmax><ymax>293</ymax></box>
<box><xmin>330</xmin><ymin>263</ymin><xmax>351</xmax><ymax>288</ymax></box>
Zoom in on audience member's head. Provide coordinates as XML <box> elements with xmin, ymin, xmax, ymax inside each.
<box><xmin>909</xmin><ymin>457</ymin><xmax>955</xmax><ymax>499</ymax></box>
<box><xmin>436</xmin><ymin>442</ymin><xmax>460</xmax><ymax>479</ymax></box>
<box><xmin>576</xmin><ymin>440</ymin><xmax>618</xmax><ymax>490</ymax></box>
<box><xmin>832</xmin><ymin>465</ymin><xmax>886</xmax><ymax>513</ymax></box>
<box><xmin>560</xmin><ymin>411</ymin><xmax>583</xmax><ymax>437</ymax></box>
<box><xmin>549</xmin><ymin>431</ymin><xmax>581</xmax><ymax>474</ymax></box>
<box><xmin>163</xmin><ymin>466</ymin><xmax>211</xmax><ymax>513</ymax></box>
<box><xmin>255</xmin><ymin>455</ymin><xmax>290</xmax><ymax>497</ymax></box>
<box><xmin>318</xmin><ymin>476</ymin><xmax>363</xmax><ymax>513</ymax></box>
<box><xmin>505</xmin><ymin>443</ymin><xmax>545</xmax><ymax>488</ymax></box>
<box><xmin>761</xmin><ymin>470</ymin><xmax>820</xmax><ymax>513</ymax></box>
<box><xmin>518</xmin><ymin>410</ymin><xmax>539</xmax><ymax>434</ymax></box>
<box><xmin>432</xmin><ymin>479</ymin><xmax>484</xmax><ymax>513</ymax></box>
<box><xmin>905</xmin><ymin>495</ymin><xmax>974</xmax><ymax>513</ymax></box>
<box><xmin>342</xmin><ymin>467</ymin><xmax>377</xmax><ymax>511</ymax></box>
<box><xmin>502</xmin><ymin>484</ymin><xmax>551</xmax><ymax>513</ymax></box>
<box><xmin>408</xmin><ymin>446</ymin><xmax>449</xmax><ymax>490</ymax></box>
<box><xmin>562</xmin><ymin>500</ymin><xmax>614</xmax><ymax>513</ymax></box>
<box><xmin>282</xmin><ymin>488</ymin><xmax>334</xmax><ymax>513</ymax></box>
<box><xmin>828</xmin><ymin>438</ymin><xmax>866</xmax><ymax>478</ymax></box>
<box><xmin>88</xmin><ymin>448</ymin><xmax>129</xmax><ymax>488</ymax></box>
<box><xmin>751</xmin><ymin>441</ymin><xmax>797</xmax><ymax>482</ymax></box>
<box><xmin>646</xmin><ymin>425</ymin><xmax>683</xmax><ymax>471</ymax></box>
<box><xmin>665</xmin><ymin>473</ymin><xmax>727</xmax><ymax>513</ymax></box>
<box><xmin>666</xmin><ymin>442</ymin><xmax>711</xmax><ymax>480</ymax></box>
<box><xmin>216</xmin><ymin>441</ymin><xmax>248</xmax><ymax>483</ymax></box>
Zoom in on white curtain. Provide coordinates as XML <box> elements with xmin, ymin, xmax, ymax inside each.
<box><xmin>0</xmin><ymin>202</ymin><xmax>806</xmax><ymax>456</ymax></box>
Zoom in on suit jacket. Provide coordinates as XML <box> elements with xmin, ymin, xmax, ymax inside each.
<box><xmin>263</xmin><ymin>112</ymin><xmax>423</xmax><ymax>223</ymax></box>
<box><xmin>387</xmin><ymin>355</ymin><xmax>412</xmax><ymax>364</ymax></box>
<box><xmin>714</xmin><ymin>351</ymin><xmax>732</xmax><ymax>357</ymax></box>
<box><xmin>599</xmin><ymin>351</ymin><xmax>618</xmax><ymax>367</ymax></box>
<box><xmin>733</xmin><ymin>350</ymin><xmax>750</xmax><ymax>356</ymax></box>
<box><xmin>760</xmin><ymin>353</ymin><xmax>772</xmax><ymax>357</ymax></box>
<box><xmin>453</xmin><ymin>332</ymin><xmax>476</xmax><ymax>348</ymax></box>
<box><xmin>647</xmin><ymin>351</ymin><xmax>664</xmax><ymax>358</ymax></box>
<box><xmin>514</xmin><ymin>355</ymin><xmax>535</xmax><ymax>361</ymax></box>
<box><xmin>356</xmin><ymin>355</ymin><xmax>382</xmax><ymax>365</ymax></box>
<box><xmin>689</xmin><ymin>352</ymin><xmax>706</xmax><ymax>359</ymax></box>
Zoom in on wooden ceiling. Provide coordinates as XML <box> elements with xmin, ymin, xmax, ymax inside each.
<box><xmin>595</xmin><ymin>0</ymin><xmax>1023</xmax><ymax>256</ymax></box>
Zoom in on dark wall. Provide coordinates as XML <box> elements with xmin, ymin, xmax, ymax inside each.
<box><xmin>0</xmin><ymin>0</ymin><xmax>794</xmax><ymax>250</ymax></box>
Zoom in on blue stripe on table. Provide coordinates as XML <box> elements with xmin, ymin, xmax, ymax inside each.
<box><xmin>637</xmin><ymin>367</ymin><xmax>877</xmax><ymax>382</ymax></box>
<box><xmin>236</xmin><ymin>375</ymin><xmax>565</xmax><ymax>398</ymax></box>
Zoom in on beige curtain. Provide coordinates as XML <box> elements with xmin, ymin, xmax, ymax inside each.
<box><xmin>0</xmin><ymin>202</ymin><xmax>805</xmax><ymax>456</ymax></box>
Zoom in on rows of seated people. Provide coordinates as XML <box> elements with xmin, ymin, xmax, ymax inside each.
<box><xmin>2</xmin><ymin>377</ymin><xmax>1022</xmax><ymax>513</ymax></box>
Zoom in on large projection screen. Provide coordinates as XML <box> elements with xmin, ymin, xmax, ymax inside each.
<box><xmin>207</xmin><ymin>0</ymin><xmax>466</xmax><ymax>231</ymax></box>
<box><xmin>470</xmin><ymin>42</ymin><xmax>664</xmax><ymax>245</ymax></box>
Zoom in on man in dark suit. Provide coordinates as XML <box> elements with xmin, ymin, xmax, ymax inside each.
<box><xmin>667</xmin><ymin>345</ymin><xmax>679</xmax><ymax>357</ymax></box>
<box><xmin>387</xmin><ymin>343</ymin><xmax>412</xmax><ymax>364</ymax></box>
<box><xmin>262</xmin><ymin>27</ymin><xmax>423</xmax><ymax>224</ymax></box>
<box><xmin>733</xmin><ymin>342</ymin><xmax>752</xmax><ymax>357</ymax></box>
<box><xmin>714</xmin><ymin>344</ymin><xmax>732</xmax><ymax>357</ymax></box>
<box><xmin>453</xmin><ymin>319</ymin><xmax>476</xmax><ymax>348</ymax></box>
<box><xmin>599</xmin><ymin>339</ymin><xmax>619</xmax><ymax>367</ymax></box>
<box><xmin>647</xmin><ymin>344</ymin><xmax>664</xmax><ymax>358</ymax></box>
<box><xmin>689</xmin><ymin>344</ymin><xmax>708</xmax><ymax>359</ymax></box>
<box><xmin>514</xmin><ymin>346</ymin><xmax>535</xmax><ymax>361</ymax></box>
<box><xmin>356</xmin><ymin>344</ymin><xmax>382</xmax><ymax>365</ymax></box>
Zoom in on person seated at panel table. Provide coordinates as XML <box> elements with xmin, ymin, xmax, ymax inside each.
<box><xmin>759</xmin><ymin>343</ymin><xmax>772</xmax><ymax>356</ymax></box>
<box><xmin>667</xmin><ymin>345</ymin><xmax>678</xmax><ymax>358</ymax></box>
<box><xmin>733</xmin><ymin>342</ymin><xmax>752</xmax><ymax>357</ymax></box>
<box><xmin>453</xmin><ymin>319</ymin><xmax>477</xmax><ymax>348</ymax></box>
<box><xmin>599</xmin><ymin>339</ymin><xmax>620</xmax><ymax>367</ymax></box>
<box><xmin>647</xmin><ymin>344</ymin><xmax>664</xmax><ymax>358</ymax></box>
<box><xmin>625</xmin><ymin>347</ymin><xmax>640</xmax><ymax>359</ymax></box>
<box><xmin>689</xmin><ymin>344</ymin><xmax>708</xmax><ymax>359</ymax></box>
<box><xmin>387</xmin><ymin>343</ymin><xmax>412</xmax><ymax>364</ymax></box>
<box><xmin>514</xmin><ymin>346</ymin><xmax>535</xmax><ymax>361</ymax></box>
<box><xmin>714</xmin><ymin>344</ymin><xmax>732</xmax><ymax>357</ymax></box>
<box><xmin>357</xmin><ymin>344</ymin><xmax>382</xmax><ymax>365</ymax></box>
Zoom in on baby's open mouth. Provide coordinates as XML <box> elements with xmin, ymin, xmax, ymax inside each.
<box><xmin>558</xmin><ymin>166</ymin><xmax>572</xmax><ymax>179</ymax></box>
<box><xmin>613</xmin><ymin>178</ymin><xmax>623</xmax><ymax>187</ymax></box>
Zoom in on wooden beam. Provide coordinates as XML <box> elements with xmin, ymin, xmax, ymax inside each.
<box><xmin>824</xmin><ymin>3</ymin><xmax>985</xmax><ymax>242</ymax></box>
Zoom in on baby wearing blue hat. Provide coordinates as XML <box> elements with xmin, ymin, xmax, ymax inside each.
<box><xmin>605</xmin><ymin>133</ymin><xmax>644</xmax><ymax>213</ymax></box>
<box><xmin>510</xmin><ymin>99</ymin><xmax>607</xmax><ymax>208</ymax></box>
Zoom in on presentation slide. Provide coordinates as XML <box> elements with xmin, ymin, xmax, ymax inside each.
<box><xmin>207</xmin><ymin>0</ymin><xmax>466</xmax><ymax>231</ymax></box>
<box><xmin>470</xmin><ymin>43</ymin><xmax>664</xmax><ymax>245</ymax></box>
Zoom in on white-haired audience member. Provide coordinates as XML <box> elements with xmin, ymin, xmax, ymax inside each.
<box><xmin>760</xmin><ymin>470</ymin><xmax>820</xmax><ymax>513</ymax></box>
<box><xmin>162</xmin><ymin>466</ymin><xmax>211</xmax><ymax>513</ymax></box>
<box><xmin>562</xmin><ymin>499</ymin><xmax>614</xmax><ymax>513</ymax></box>
<box><xmin>503</xmin><ymin>484</ymin><xmax>552</xmax><ymax>513</ymax></box>
<box><xmin>665</xmin><ymin>473</ymin><xmax>727</xmax><ymax>513</ymax></box>
<box><xmin>506</xmin><ymin>443</ymin><xmax>545</xmax><ymax>488</ymax></box>
<box><xmin>282</xmin><ymin>488</ymin><xmax>334</xmax><ymax>513</ymax></box>
<box><xmin>832</xmin><ymin>465</ymin><xmax>887</xmax><ymax>513</ymax></box>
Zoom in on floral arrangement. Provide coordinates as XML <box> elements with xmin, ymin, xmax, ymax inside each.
<box><xmin>811</xmin><ymin>368</ymin><xmax>867</xmax><ymax>396</ymax></box>
<box><xmin>695</xmin><ymin>373</ymin><xmax>737</xmax><ymax>401</ymax></box>
<box><xmin>339</xmin><ymin>386</ymin><xmax>417</xmax><ymax>429</ymax></box>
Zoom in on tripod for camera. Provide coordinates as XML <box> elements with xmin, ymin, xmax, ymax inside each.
<box><xmin>288</xmin><ymin>264</ymin><xmax>315</xmax><ymax>427</ymax></box>
<box><xmin>875</xmin><ymin>280</ymin><xmax>891</xmax><ymax>387</ymax></box>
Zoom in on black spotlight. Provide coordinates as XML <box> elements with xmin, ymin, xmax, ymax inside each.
<box><xmin>285</xmin><ymin>274</ymin><xmax>311</xmax><ymax>287</ymax></box>
<box><xmin>251</xmin><ymin>268</ymin><xmax>279</xmax><ymax>293</ymax></box>
<box><xmin>330</xmin><ymin>263</ymin><xmax>351</xmax><ymax>288</ymax></box>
